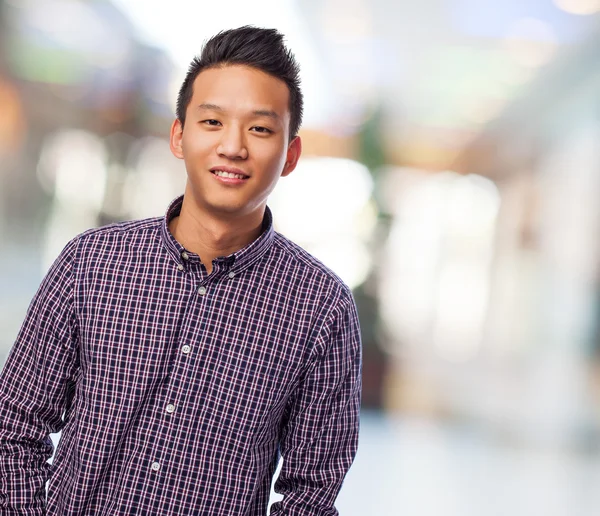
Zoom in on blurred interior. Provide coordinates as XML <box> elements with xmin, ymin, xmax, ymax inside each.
<box><xmin>2</xmin><ymin>0</ymin><xmax>600</xmax><ymax>514</ymax></box>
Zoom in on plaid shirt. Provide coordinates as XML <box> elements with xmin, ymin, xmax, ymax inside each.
<box><xmin>0</xmin><ymin>195</ymin><xmax>362</xmax><ymax>515</ymax></box>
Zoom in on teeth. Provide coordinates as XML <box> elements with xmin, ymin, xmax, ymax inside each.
<box><xmin>213</xmin><ymin>170</ymin><xmax>246</xmax><ymax>179</ymax></box>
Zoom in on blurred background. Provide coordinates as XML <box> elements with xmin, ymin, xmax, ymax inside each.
<box><xmin>2</xmin><ymin>0</ymin><xmax>600</xmax><ymax>514</ymax></box>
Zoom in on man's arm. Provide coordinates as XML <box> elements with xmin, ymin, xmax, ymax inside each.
<box><xmin>0</xmin><ymin>237</ymin><xmax>79</xmax><ymax>514</ymax></box>
<box><xmin>270</xmin><ymin>289</ymin><xmax>362</xmax><ymax>516</ymax></box>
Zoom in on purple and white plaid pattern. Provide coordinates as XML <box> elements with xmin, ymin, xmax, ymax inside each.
<box><xmin>0</xmin><ymin>195</ymin><xmax>362</xmax><ymax>515</ymax></box>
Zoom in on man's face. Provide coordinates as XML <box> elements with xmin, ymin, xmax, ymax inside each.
<box><xmin>170</xmin><ymin>65</ymin><xmax>301</xmax><ymax>219</ymax></box>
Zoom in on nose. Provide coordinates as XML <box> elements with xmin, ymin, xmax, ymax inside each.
<box><xmin>216</xmin><ymin>125</ymin><xmax>248</xmax><ymax>160</ymax></box>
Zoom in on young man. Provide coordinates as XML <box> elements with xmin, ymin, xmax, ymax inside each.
<box><xmin>0</xmin><ymin>26</ymin><xmax>362</xmax><ymax>515</ymax></box>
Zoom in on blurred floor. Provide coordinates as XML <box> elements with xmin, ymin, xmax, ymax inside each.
<box><xmin>46</xmin><ymin>411</ymin><xmax>600</xmax><ymax>516</ymax></box>
<box><xmin>336</xmin><ymin>412</ymin><xmax>600</xmax><ymax>516</ymax></box>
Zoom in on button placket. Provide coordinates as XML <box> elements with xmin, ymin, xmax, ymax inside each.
<box><xmin>151</xmin><ymin>251</ymin><xmax>198</xmax><ymax>483</ymax></box>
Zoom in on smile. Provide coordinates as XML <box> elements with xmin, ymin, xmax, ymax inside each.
<box><xmin>210</xmin><ymin>167</ymin><xmax>250</xmax><ymax>185</ymax></box>
<box><xmin>212</xmin><ymin>170</ymin><xmax>248</xmax><ymax>179</ymax></box>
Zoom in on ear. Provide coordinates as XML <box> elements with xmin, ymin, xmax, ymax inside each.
<box><xmin>281</xmin><ymin>136</ymin><xmax>302</xmax><ymax>177</ymax></box>
<box><xmin>170</xmin><ymin>119</ymin><xmax>184</xmax><ymax>159</ymax></box>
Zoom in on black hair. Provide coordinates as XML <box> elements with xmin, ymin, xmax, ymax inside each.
<box><xmin>176</xmin><ymin>26</ymin><xmax>303</xmax><ymax>140</ymax></box>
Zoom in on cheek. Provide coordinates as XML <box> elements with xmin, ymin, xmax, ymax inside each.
<box><xmin>182</xmin><ymin>130</ymin><xmax>213</xmax><ymax>159</ymax></box>
<box><xmin>253</xmin><ymin>142</ymin><xmax>288</xmax><ymax>172</ymax></box>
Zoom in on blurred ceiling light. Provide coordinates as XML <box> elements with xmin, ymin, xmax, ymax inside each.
<box><xmin>553</xmin><ymin>0</ymin><xmax>600</xmax><ymax>15</ymax></box>
<box><xmin>503</xmin><ymin>18</ymin><xmax>557</xmax><ymax>69</ymax></box>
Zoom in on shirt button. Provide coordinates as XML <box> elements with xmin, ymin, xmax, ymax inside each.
<box><xmin>198</xmin><ymin>286</ymin><xmax>207</xmax><ymax>296</ymax></box>
<box><xmin>177</xmin><ymin>263</ymin><xmax>184</xmax><ymax>271</ymax></box>
<box><xmin>228</xmin><ymin>271</ymin><xmax>235</xmax><ymax>279</ymax></box>
<box><xmin>166</xmin><ymin>404</ymin><xmax>175</xmax><ymax>414</ymax></box>
<box><xmin>151</xmin><ymin>462</ymin><xmax>161</xmax><ymax>472</ymax></box>
<box><xmin>181</xmin><ymin>252</ymin><xmax>189</xmax><ymax>261</ymax></box>
<box><xmin>181</xmin><ymin>345</ymin><xmax>191</xmax><ymax>354</ymax></box>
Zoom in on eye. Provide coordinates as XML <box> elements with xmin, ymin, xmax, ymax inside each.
<box><xmin>202</xmin><ymin>119</ymin><xmax>221</xmax><ymax>126</ymax></box>
<box><xmin>251</xmin><ymin>126</ymin><xmax>273</xmax><ymax>134</ymax></box>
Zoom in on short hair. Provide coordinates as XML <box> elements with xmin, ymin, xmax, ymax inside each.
<box><xmin>176</xmin><ymin>26</ymin><xmax>303</xmax><ymax>140</ymax></box>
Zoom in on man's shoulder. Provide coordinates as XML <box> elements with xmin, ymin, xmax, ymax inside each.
<box><xmin>271</xmin><ymin>232</ymin><xmax>353</xmax><ymax>301</ymax></box>
<box><xmin>79</xmin><ymin>216</ymin><xmax>161</xmax><ymax>240</ymax></box>
<box><xmin>68</xmin><ymin>216</ymin><xmax>163</xmax><ymax>255</ymax></box>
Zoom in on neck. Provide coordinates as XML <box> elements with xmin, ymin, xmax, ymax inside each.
<box><xmin>168</xmin><ymin>186</ymin><xmax>265</xmax><ymax>274</ymax></box>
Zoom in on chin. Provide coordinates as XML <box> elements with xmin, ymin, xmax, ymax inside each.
<box><xmin>206</xmin><ymin>201</ymin><xmax>251</xmax><ymax>216</ymax></box>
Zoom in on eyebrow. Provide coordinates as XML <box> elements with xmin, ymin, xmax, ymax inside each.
<box><xmin>252</xmin><ymin>109</ymin><xmax>280</xmax><ymax>120</ymax></box>
<box><xmin>197</xmin><ymin>103</ymin><xmax>280</xmax><ymax>120</ymax></box>
<box><xmin>197</xmin><ymin>103</ymin><xmax>223</xmax><ymax>112</ymax></box>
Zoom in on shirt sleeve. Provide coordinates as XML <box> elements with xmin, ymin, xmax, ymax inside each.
<box><xmin>270</xmin><ymin>289</ymin><xmax>362</xmax><ymax>516</ymax></box>
<box><xmin>0</xmin><ymin>237</ymin><xmax>80</xmax><ymax>514</ymax></box>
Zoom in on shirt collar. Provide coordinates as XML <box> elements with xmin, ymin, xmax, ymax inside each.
<box><xmin>160</xmin><ymin>194</ymin><xmax>275</xmax><ymax>272</ymax></box>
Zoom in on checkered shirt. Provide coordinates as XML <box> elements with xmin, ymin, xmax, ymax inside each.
<box><xmin>0</xmin><ymin>195</ymin><xmax>362</xmax><ymax>515</ymax></box>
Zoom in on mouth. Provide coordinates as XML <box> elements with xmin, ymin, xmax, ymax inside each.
<box><xmin>210</xmin><ymin>167</ymin><xmax>250</xmax><ymax>181</ymax></box>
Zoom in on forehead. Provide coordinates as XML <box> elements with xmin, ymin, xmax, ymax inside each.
<box><xmin>190</xmin><ymin>65</ymin><xmax>290</xmax><ymax>119</ymax></box>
